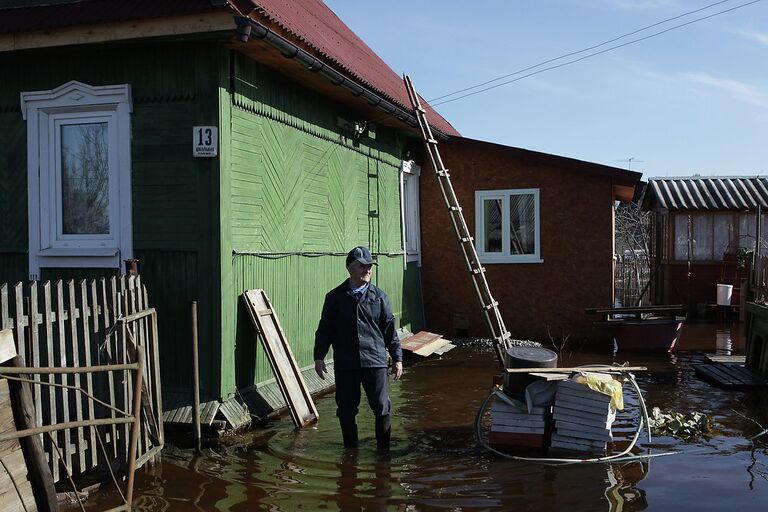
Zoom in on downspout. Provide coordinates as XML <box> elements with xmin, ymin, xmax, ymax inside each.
<box><xmin>400</xmin><ymin>163</ymin><xmax>407</xmax><ymax>271</ymax></box>
<box><xmin>233</xmin><ymin>15</ymin><xmax>450</xmax><ymax>141</ymax></box>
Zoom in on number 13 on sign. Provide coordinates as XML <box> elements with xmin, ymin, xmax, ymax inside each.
<box><xmin>193</xmin><ymin>126</ymin><xmax>218</xmax><ymax>158</ymax></box>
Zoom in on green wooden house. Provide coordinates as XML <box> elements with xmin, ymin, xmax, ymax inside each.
<box><xmin>0</xmin><ymin>0</ymin><xmax>458</xmax><ymax>424</ymax></box>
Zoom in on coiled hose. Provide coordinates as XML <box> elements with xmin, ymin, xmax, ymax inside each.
<box><xmin>474</xmin><ymin>369</ymin><xmax>677</xmax><ymax>465</ymax></box>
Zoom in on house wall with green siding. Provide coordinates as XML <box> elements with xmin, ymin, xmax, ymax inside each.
<box><xmin>219</xmin><ymin>54</ymin><xmax>424</xmax><ymax>396</ymax></box>
<box><xmin>0</xmin><ymin>41</ymin><xmax>220</xmax><ymax>400</ymax></box>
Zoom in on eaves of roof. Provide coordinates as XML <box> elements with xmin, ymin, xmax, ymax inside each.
<box><xmin>642</xmin><ymin>177</ymin><xmax>768</xmax><ymax>211</ymax></box>
<box><xmin>231</xmin><ymin>0</ymin><xmax>459</xmax><ymax>138</ymax></box>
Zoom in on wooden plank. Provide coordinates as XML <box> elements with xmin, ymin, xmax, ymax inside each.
<box><xmin>55</xmin><ymin>280</ymin><xmax>73</xmax><ymax>475</ymax></box>
<box><xmin>0</xmin><ymin>330</ymin><xmax>16</xmax><ymax>364</ymax></box>
<box><xmin>13</xmin><ymin>283</ymin><xmax>26</xmax><ymax>362</ymax></box>
<box><xmin>0</xmin><ymin>283</ymin><xmax>10</xmax><ymax>331</ymax></box>
<box><xmin>694</xmin><ymin>364</ymin><xmax>738</xmax><ymax>388</ymax></box>
<box><xmin>201</xmin><ymin>401</ymin><xmax>219</xmax><ymax>426</ymax></box>
<box><xmin>2</xmin><ymin>348</ymin><xmax>58</xmax><ymax>512</ymax></box>
<box><xmin>102</xmin><ymin>277</ymin><xmax>118</xmax><ymax>459</ymax></box>
<box><xmin>42</xmin><ymin>281</ymin><xmax>58</xmax><ymax>482</ymax></box>
<box><xmin>80</xmin><ymin>280</ymin><xmax>98</xmax><ymax>469</ymax></box>
<box><xmin>28</xmin><ymin>283</ymin><xmax>43</xmax><ymax>448</ymax></box>
<box><xmin>67</xmin><ymin>280</ymin><xmax>86</xmax><ymax>474</ymax></box>
<box><xmin>149</xmin><ymin>309</ymin><xmax>164</xmax><ymax>446</ymax></box>
<box><xmin>585</xmin><ymin>304</ymin><xmax>684</xmax><ymax>315</ymax></box>
<box><xmin>705</xmin><ymin>354</ymin><xmax>746</xmax><ymax>364</ymax></box>
<box><xmin>242</xmin><ymin>290</ymin><xmax>318</xmax><ymax>428</ymax></box>
<box><xmin>0</xmin><ymin>379</ymin><xmax>39</xmax><ymax>512</ymax></box>
<box><xmin>505</xmin><ymin>366</ymin><xmax>647</xmax><ymax>373</ymax></box>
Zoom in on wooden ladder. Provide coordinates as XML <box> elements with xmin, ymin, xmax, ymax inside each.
<box><xmin>403</xmin><ymin>75</ymin><xmax>512</xmax><ymax>365</ymax></box>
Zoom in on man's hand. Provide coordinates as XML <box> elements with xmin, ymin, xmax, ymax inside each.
<box><xmin>315</xmin><ymin>359</ymin><xmax>328</xmax><ymax>380</ymax></box>
<box><xmin>393</xmin><ymin>361</ymin><xmax>403</xmax><ymax>381</ymax></box>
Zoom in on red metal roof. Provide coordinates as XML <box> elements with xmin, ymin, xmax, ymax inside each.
<box><xmin>1</xmin><ymin>0</ymin><xmax>458</xmax><ymax>136</ymax></box>
<box><xmin>233</xmin><ymin>0</ymin><xmax>459</xmax><ymax>137</ymax></box>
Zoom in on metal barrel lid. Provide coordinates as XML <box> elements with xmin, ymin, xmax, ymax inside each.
<box><xmin>504</xmin><ymin>346</ymin><xmax>558</xmax><ymax>368</ymax></box>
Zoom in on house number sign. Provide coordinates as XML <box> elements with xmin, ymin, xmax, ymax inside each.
<box><xmin>193</xmin><ymin>126</ymin><xmax>218</xmax><ymax>157</ymax></box>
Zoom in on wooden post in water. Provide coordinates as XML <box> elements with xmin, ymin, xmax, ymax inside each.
<box><xmin>125</xmin><ymin>345</ymin><xmax>144</xmax><ymax>509</ymax></box>
<box><xmin>191</xmin><ymin>301</ymin><xmax>201</xmax><ymax>451</ymax></box>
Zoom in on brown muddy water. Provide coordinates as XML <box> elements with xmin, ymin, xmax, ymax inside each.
<box><xmin>73</xmin><ymin>323</ymin><xmax>768</xmax><ymax>511</ymax></box>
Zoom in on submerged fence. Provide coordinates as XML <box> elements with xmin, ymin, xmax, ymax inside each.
<box><xmin>0</xmin><ymin>275</ymin><xmax>163</xmax><ymax>484</ymax></box>
<box><xmin>614</xmin><ymin>253</ymin><xmax>651</xmax><ymax>307</ymax></box>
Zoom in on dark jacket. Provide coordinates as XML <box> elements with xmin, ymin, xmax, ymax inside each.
<box><xmin>314</xmin><ymin>281</ymin><xmax>402</xmax><ymax>370</ymax></box>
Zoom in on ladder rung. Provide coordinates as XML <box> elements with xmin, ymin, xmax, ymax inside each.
<box><xmin>460</xmin><ymin>237</ymin><xmax>473</xmax><ymax>243</ymax></box>
<box><xmin>437</xmin><ymin>170</ymin><xmax>450</xmax><ymax>177</ymax></box>
<box><xmin>483</xmin><ymin>301</ymin><xmax>499</xmax><ymax>310</ymax></box>
<box><xmin>470</xmin><ymin>266</ymin><xmax>485</xmax><ymax>275</ymax></box>
<box><xmin>427</xmin><ymin>138</ymin><xmax>438</xmax><ymax>144</ymax></box>
<box><xmin>449</xmin><ymin>206</ymin><xmax>462</xmax><ymax>212</ymax></box>
<box><xmin>416</xmin><ymin>106</ymin><xmax>426</xmax><ymax>113</ymax></box>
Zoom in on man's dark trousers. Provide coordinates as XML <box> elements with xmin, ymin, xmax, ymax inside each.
<box><xmin>335</xmin><ymin>368</ymin><xmax>391</xmax><ymax>449</ymax></box>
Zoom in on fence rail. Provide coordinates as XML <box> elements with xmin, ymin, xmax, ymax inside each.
<box><xmin>0</xmin><ymin>275</ymin><xmax>163</xmax><ymax>484</ymax></box>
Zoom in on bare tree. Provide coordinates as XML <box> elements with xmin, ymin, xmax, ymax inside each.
<box><xmin>61</xmin><ymin>123</ymin><xmax>109</xmax><ymax>234</ymax></box>
<box><xmin>615</xmin><ymin>202</ymin><xmax>652</xmax><ymax>305</ymax></box>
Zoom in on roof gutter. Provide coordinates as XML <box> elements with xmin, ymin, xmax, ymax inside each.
<box><xmin>233</xmin><ymin>15</ymin><xmax>449</xmax><ymax>141</ymax></box>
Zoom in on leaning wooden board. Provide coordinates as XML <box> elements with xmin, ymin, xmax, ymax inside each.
<box><xmin>242</xmin><ymin>290</ymin><xmax>319</xmax><ymax>428</ymax></box>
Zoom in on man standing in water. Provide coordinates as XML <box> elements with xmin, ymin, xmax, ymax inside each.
<box><xmin>314</xmin><ymin>246</ymin><xmax>403</xmax><ymax>449</ymax></box>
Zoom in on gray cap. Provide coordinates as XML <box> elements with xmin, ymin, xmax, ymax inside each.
<box><xmin>346</xmin><ymin>246</ymin><xmax>377</xmax><ymax>267</ymax></box>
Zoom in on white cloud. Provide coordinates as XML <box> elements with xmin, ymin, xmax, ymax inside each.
<box><xmin>732</xmin><ymin>27</ymin><xmax>768</xmax><ymax>46</ymax></box>
<box><xmin>683</xmin><ymin>72</ymin><xmax>768</xmax><ymax>109</ymax></box>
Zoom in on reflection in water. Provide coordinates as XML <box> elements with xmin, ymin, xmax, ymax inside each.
<box><xmin>74</xmin><ymin>324</ymin><xmax>768</xmax><ymax>511</ymax></box>
<box><xmin>605</xmin><ymin>461</ymin><xmax>649</xmax><ymax>511</ymax></box>
<box><xmin>715</xmin><ymin>329</ymin><xmax>733</xmax><ymax>354</ymax></box>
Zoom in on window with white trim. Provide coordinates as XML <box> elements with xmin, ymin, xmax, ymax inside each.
<box><xmin>21</xmin><ymin>81</ymin><xmax>133</xmax><ymax>280</ymax></box>
<box><xmin>475</xmin><ymin>188</ymin><xmax>542</xmax><ymax>263</ymax></box>
<box><xmin>401</xmin><ymin>161</ymin><xmax>421</xmax><ymax>264</ymax></box>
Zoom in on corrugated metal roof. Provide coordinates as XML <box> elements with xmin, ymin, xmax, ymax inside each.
<box><xmin>645</xmin><ymin>177</ymin><xmax>768</xmax><ymax>210</ymax></box>
<box><xmin>238</xmin><ymin>0</ymin><xmax>459</xmax><ymax>137</ymax></box>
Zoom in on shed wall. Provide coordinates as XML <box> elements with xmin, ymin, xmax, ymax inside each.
<box><xmin>420</xmin><ymin>140</ymin><xmax>615</xmax><ymax>343</ymax></box>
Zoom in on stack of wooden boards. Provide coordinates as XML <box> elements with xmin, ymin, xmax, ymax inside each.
<box><xmin>550</xmin><ymin>379</ymin><xmax>616</xmax><ymax>453</ymax></box>
<box><xmin>489</xmin><ymin>393</ymin><xmax>548</xmax><ymax>449</ymax></box>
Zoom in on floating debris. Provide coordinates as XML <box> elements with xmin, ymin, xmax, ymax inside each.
<box><xmin>648</xmin><ymin>407</ymin><xmax>715</xmax><ymax>440</ymax></box>
<box><xmin>453</xmin><ymin>337</ymin><xmax>542</xmax><ymax>348</ymax></box>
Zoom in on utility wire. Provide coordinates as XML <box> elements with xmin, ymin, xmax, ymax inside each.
<box><xmin>430</xmin><ymin>0</ymin><xmax>762</xmax><ymax>107</ymax></box>
<box><xmin>428</xmin><ymin>0</ymin><xmax>736</xmax><ymax>103</ymax></box>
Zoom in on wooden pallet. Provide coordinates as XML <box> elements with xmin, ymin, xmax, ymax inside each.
<box><xmin>693</xmin><ymin>363</ymin><xmax>768</xmax><ymax>389</ymax></box>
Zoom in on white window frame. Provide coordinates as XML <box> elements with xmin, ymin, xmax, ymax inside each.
<box><xmin>21</xmin><ymin>81</ymin><xmax>133</xmax><ymax>280</ymax></box>
<box><xmin>475</xmin><ymin>188</ymin><xmax>543</xmax><ymax>264</ymax></box>
<box><xmin>401</xmin><ymin>161</ymin><xmax>421</xmax><ymax>265</ymax></box>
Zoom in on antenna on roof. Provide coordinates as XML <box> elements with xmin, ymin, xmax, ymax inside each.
<box><xmin>614</xmin><ymin>157</ymin><xmax>644</xmax><ymax>170</ymax></box>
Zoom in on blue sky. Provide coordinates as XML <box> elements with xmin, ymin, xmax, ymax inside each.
<box><xmin>324</xmin><ymin>0</ymin><xmax>767</xmax><ymax>179</ymax></box>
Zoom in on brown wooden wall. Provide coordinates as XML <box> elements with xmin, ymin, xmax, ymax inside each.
<box><xmin>419</xmin><ymin>138</ymin><xmax>617</xmax><ymax>344</ymax></box>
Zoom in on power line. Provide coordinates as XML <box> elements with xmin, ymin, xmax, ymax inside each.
<box><xmin>429</xmin><ymin>0</ymin><xmax>762</xmax><ymax>107</ymax></box>
<box><xmin>428</xmin><ymin>0</ymin><xmax>735</xmax><ymax>103</ymax></box>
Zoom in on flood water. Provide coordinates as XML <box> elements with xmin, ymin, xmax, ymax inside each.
<box><xmin>74</xmin><ymin>323</ymin><xmax>768</xmax><ymax>511</ymax></box>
